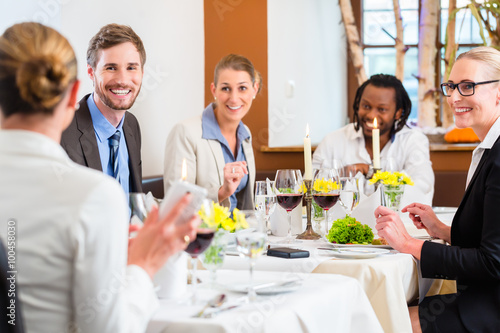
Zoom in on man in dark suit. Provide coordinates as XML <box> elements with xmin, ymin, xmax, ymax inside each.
<box><xmin>61</xmin><ymin>24</ymin><xmax>144</xmax><ymax>193</ymax></box>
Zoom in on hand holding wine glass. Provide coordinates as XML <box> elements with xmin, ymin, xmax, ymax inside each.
<box><xmin>312</xmin><ymin>168</ymin><xmax>340</xmax><ymax>238</ymax></box>
<box><xmin>274</xmin><ymin>169</ymin><xmax>304</xmax><ymax>244</ymax></box>
<box><xmin>254</xmin><ymin>180</ymin><xmax>277</xmax><ymax>235</ymax></box>
<box><xmin>236</xmin><ymin>210</ymin><xmax>267</xmax><ymax>302</ymax></box>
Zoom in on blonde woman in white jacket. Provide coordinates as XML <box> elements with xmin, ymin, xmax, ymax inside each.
<box><xmin>164</xmin><ymin>54</ymin><xmax>260</xmax><ymax>211</ymax></box>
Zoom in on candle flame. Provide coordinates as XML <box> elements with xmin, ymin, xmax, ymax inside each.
<box><xmin>181</xmin><ymin>158</ymin><xmax>187</xmax><ymax>181</ymax></box>
<box><xmin>305</xmin><ymin>123</ymin><xmax>310</xmax><ymax>137</ymax></box>
<box><xmin>373</xmin><ymin>118</ymin><xmax>378</xmax><ymax>129</ymax></box>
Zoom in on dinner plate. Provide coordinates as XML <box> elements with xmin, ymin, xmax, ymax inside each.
<box><xmin>319</xmin><ymin>247</ymin><xmax>390</xmax><ymax>259</ymax></box>
<box><xmin>324</xmin><ymin>243</ymin><xmax>392</xmax><ymax>249</ymax></box>
<box><xmin>225</xmin><ymin>280</ymin><xmax>302</xmax><ymax>295</ymax></box>
<box><xmin>432</xmin><ymin>206</ymin><xmax>458</xmax><ymax>214</ymax></box>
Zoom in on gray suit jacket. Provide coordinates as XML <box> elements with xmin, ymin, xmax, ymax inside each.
<box><xmin>163</xmin><ymin>113</ymin><xmax>255</xmax><ymax>209</ymax></box>
<box><xmin>61</xmin><ymin>94</ymin><xmax>142</xmax><ymax>192</ymax></box>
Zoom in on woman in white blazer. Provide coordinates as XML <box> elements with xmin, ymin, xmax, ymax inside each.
<box><xmin>0</xmin><ymin>22</ymin><xmax>198</xmax><ymax>333</ymax></box>
<box><xmin>164</xmin><ymin>54</ymin><xmax>259</xmax><ymax>211</ymax></box>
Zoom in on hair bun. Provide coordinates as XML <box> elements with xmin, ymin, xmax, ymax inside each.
<box><xmin>16</xmin><ymin>54</ymin><xmax>70</xmax><ymax>110</ymax></box>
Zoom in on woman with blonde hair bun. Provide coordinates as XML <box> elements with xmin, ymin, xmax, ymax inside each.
<box><xmin>0</xmin><ymin>22</ymin><xmax>198</xmax><ymax>333</ymax></box>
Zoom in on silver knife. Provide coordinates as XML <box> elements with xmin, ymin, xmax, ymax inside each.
<box><xmin>202</xmin><ymin>304</ymin><xmax>241</xmax><ymax>318</ymax></box>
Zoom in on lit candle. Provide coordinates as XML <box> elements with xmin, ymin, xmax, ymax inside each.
<box><xmin>304</xmin><ymin>124</ymin><xmax>312</xmax><ymax>180</ymax></box>
<box><xmin>181</xmin><ymin>158</ymin><xmax>187</xmax><ymax>181</ymax></box>
<box><xmin>372</xmin><ymin>118</ymin><xmax>380</xmax><ymax>169</ymax></box>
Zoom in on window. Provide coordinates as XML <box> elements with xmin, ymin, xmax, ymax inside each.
<box><xmin>361</xmin><ymin>0</ymin><xmax>486</xmax><ymax>125</ymax></box>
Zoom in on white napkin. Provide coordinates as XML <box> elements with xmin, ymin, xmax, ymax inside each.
<box><xmin>145</xmin><ymin>191</ymin><xmax>159</xmax><ymax>211</ymax></box>
<box><xmin>349</xmin><ymin>187</ymin><xmax>382</xmax><ymax>234</ymax></box>
<box><xmin>153</xmin><ymin>251</ymin><xmax>188</xmax><ymax>299</ymax></box>
<box><xmin>270</xmin><ymin>205</ymin><xmax>302</xmax><ymax>236</ymax></box>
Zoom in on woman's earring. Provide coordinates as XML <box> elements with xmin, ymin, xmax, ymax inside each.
<box><xmin>214</xmin><ymin>96</ymin><xmax>217</xmax><ymax>100</ymax></box>
<box><xmin>253</xmin><ymin>96</ymin><xmax>256</xmax><ymax>100</ymax></box>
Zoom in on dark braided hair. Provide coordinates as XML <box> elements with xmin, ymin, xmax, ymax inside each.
<box><xmin>352</xmin><ymin>74</ymin><xmax>411</xmax><ymax>136</ymax></box>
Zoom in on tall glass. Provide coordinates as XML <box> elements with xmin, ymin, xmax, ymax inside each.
<box><xmin>339</xmin><ymin>166</ymin><xmax>360</xmax><ymax>216</ymax></box>
<box><xmin>254</xmin><ymin>180</ymin><xmax>277</xmax><ymax>235</ymax></box>
<box><xmin>129</xmin><ymin>193</ymin><xmax>149</xmax><ymax>237</ymax></box>
<box><xmin>312</xmin><ymin>168</ymin><xmax>340</xmax><ymax>238</ymax></box>
<box><xmin>236</xmin><ymin>210</ymin><xmax>267</xmax><ymax>302</ymax></box>
<box><xmin>184</xmin><ymin>199</ymin><xmax>215</xmax><ymax>305</ymax></box>
<box><xmin>274</xmin><ymin>169</ymin><xmax>304</xmax><ymax>244</ymax></box>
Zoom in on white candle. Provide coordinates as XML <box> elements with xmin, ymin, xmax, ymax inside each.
<box><xmin>372</xmin><ymin>118</ymin><xmax>380</xmax><ymax>169</ymax></box>
<box><xmin>304</xmin><ymin>124</ymin><xmax>312</xmax><ymax>180</ymax></box>
<box><xmin>181</xmin><ymin>158</ymin><xmax>187</xmax><ymax>181</ymax></box>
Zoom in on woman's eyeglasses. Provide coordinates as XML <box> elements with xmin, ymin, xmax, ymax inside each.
<box><xmin>440</xmin><ymin>80</ymin><xmax>499</xmax><ymax>97</ymax></box>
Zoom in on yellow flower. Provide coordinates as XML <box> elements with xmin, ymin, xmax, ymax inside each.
<box><xmin>368</xmin><ymin>171</ymin><xmax>414</xmax><ymax>186</ymax></box>
<box><xmin>198</xmin><ymin>202</ymin><xmax>248</xmax><ymax>232</ymax></box>
<box><xmin>232</xmin><ymin>208</ymin><xmax>249</xmax><ymax>231</ymax></box>
<box><xmin>313</xmin><ymin>178</ymin><xmax>340</xmax><ymax>193</ymax></box>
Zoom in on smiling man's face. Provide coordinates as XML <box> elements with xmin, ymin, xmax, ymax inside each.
<box><xmin>88</xmin><ymin>42</ymin><xmax>143</xmax><ymax>112</ymax></box>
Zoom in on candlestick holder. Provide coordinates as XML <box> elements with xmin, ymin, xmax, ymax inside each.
<box><xmin>297</xmin><ymin>179</ymin><xmax>321</xmax><ymax>240</ymax></box>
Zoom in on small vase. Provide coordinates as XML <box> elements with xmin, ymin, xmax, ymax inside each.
<box><xmin>381</xmin><ymin>184</ymin><xmax>405</xmax><ymax>211</ymax></box>
<box><xmin>312</xmin><ymin>201</ymin><xmax>326</xmax><ymax>236</ymax></box>
<box><xmin>201</xmin><ymin>229</ymin><xmax>229</xmax><ymax>283</ymax></box>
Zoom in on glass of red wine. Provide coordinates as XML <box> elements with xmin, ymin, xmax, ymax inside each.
<box><xmin>274</xmin><ymin>169</ymin><xmax>304</xmax><ymax>244</ymax></box>
<box><xmin>312</xmin><ymin>168</ymin><xmax>340</xmax><ymax>240</ymax></box>
<box><xmin>185</xmin><ymin>199</ymin><xmax>215</xmax><ymax>305</ymax></box>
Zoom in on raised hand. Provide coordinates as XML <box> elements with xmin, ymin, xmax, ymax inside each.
<box><xmin>218</xmin><ymin>161</ymin><xmax>248</xmax><ymax>203</ymax></box>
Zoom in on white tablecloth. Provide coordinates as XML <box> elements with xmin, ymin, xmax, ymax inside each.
<box><xmin>222</xmin><ymin>238</ymin><xmax>416</xmax><ymax>333</ymax></box>
<box><xmin>146</xmin><ymin>270</ymin><xmax>383</xmax><ymax>333</ymax></box>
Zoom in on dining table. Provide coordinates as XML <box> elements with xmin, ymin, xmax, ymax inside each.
<box><xmin>146</xmin><ymin>269</ymin><xmax>383</xmax><ymax>333</ymax></box>
<box><xmin>217</xmin><ymin>208</ymin><xmax>457</xmax><ymax>333</ymax></box>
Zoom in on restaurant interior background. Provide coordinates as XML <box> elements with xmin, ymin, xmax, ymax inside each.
<box><xmin>1</xmin><ymin>0</ymin><xmax>488</xmax><ymax>206</ymax></box>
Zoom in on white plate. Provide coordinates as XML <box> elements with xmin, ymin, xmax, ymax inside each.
<box><xmin>225</xmin><ymin>281</ymin><xmax>301</xmax><ymax>295</ymax></box>
<box><xmin>324</xmin><ymin>243</ymin><xmax>392</xmax><ymax>249</ymax></box>
<box><xmin>320</xmin><ymin>247</ymin><xmax>389</xmax><ymax>259</ymax></box>
<box><xmin>432</xmin><ymin>206</ymin><xmax>458</xmax><ymax>214</ymax></box>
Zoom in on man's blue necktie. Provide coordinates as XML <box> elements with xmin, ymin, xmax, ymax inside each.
<box><xmin>109</xmin><ymin>130</ymin><xmax>121</xmax><ymax>181</ymax></box>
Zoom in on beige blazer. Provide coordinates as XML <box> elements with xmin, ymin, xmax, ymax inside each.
<box><xmin>163</xmin><ymin>114</ymin><xmax>255</xmax><ymax>210</ymax></box>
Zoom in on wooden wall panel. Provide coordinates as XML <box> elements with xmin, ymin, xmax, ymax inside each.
<box><xmin>204</xmin><ymin>0</ymin><xmax>303</xmax><ymax>177</ymax></box>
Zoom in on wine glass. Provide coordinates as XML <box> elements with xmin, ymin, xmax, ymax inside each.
<box><xmin>185</xmin><ymin>199</ymin><xmax>216</xmax><ymax>305</ymax></box>
<box><xmin>129</xmin><ymin>193</ymin><xmax>149</xmax><ymax>237</ymax></box>
<box><xmin>339</xmin><ymin>167</ymin><xmax>360</xmax><ymax>216</ymax></box>
<box><xmin>274</xmin><ymin>169</ymin><xmax>304</xmax><ymax>244</ymax></box>
<box><xmin>254</xmin><ymin>180</ymin><xmax>277</xmax><ymax>235</ymax></box>
<box><xmin>236</xmin><ymin>210</ymin><xmax>267</xmax><ymax>302</ymax></box>
<box><xmin>312</xmin><ymin>168</ymin><xmax>340</xmax><ymax>239</ymax></box>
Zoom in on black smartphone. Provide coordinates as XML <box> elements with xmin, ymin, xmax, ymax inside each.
<box><xmin>267</xmin><ymin>247</ymin><xmax>310</xmax><ymax>259</ymax></box>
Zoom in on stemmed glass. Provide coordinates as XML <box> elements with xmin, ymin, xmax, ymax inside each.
<box><xmin>184</xmin><ymin>199</ymin><xmax>215</xmax><ymax>305</ymax></box>
<box><xmin>129</xmin><ymin>193</ymin><xmax>149</xmax><ymax>237</ymax></box>
<box><xmin>339</xmin><ymin>166</ymin><xmax>360</xmax><ymax>216</ymax></box>
<box><xmin>312</xmin><ymin>168</ymin><xmax>340</xmax><ymax>238</ymax></box>
<box><xmin>274</xmin><ymin>169</ymin><xmax>304</xmax><ymax>244</ymax></box>
<box><xmin>236</xmin><ymin>210</ymin><xmax>267</xmax><ymax>302</ymax></box>
<box><xmin>254</xmin><ymin>180</ymin><xmax>277</xmax><ymax>235</ymax></box>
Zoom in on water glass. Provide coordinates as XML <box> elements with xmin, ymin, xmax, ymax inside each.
<box><xmin>254</xmin><ymin>180</ymin><xmax>277</xmax><ymax>235</ymax></box>
<box><xmin>236</xmin><ymin>210</ymin><xmax>267</xmax><ymax>302</ymax></box>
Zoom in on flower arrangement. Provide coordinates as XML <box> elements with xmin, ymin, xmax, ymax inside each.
<box><xmin>368</xmin><ymin>171</ymin><xmax>414</xmax><ymax>186</ymax></box>
<box><xmin>312</xmin><ymin>178</ymin><xmax>340</xmax><ymax>193</ymax></box>
<box><xmin>369</xmin><ymin>171</ymin><xmax>413</xmax><ymax>211</ymax></box>
<box><xmin>198</xmin><ymin>202</ymin><xmax>248</xmax><ymax>276</ymax></box>
<box><xmin>198</xmin><ymin>202</ymin><xmax>248</xmax><ymax>232</ymax></box>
